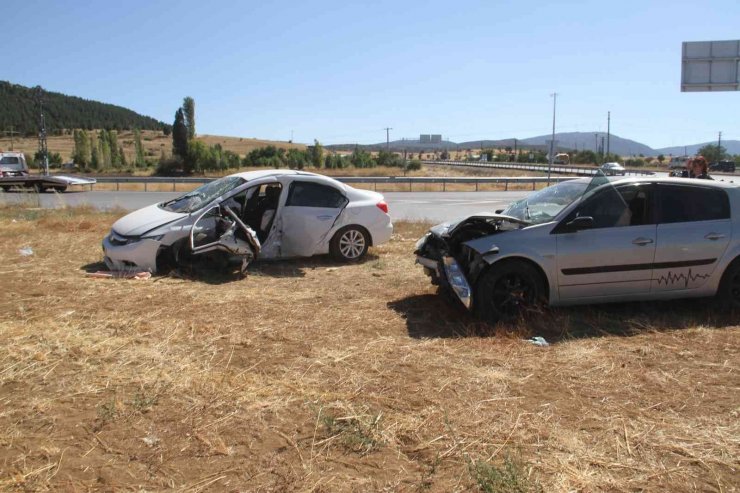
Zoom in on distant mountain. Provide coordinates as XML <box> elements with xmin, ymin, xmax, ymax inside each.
<box><xmin>0</xmin><ymin>81</ymin><xmax>167</xmax><ymax>135</ymax></box>
<box><xmin>327</xmin><ymin>133</ymin><xmax>740</xmax><ymax>157</ymax></box>
<box><xmin>653</xmin><ymin>140</ymin><xmax>740</xmax><ymax>157</ymax></box>
<box><xmin>519</xmin><ymin>132</ymin><xmax>654</xmax><ymax>156</ymax></box>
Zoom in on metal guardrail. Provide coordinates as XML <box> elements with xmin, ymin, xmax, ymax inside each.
<box><xmin>91</xmin><ymin>175</ymin><xmax>576</xmax><ymax>192</ymax></box>
<box><xmin>423</xmin><ymin>160</ymin><xmax>656</xmax><ymax>177</ymax></box>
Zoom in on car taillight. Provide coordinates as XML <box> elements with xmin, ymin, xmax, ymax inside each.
<box><xmin>376</xmin><ymin>201</ymin><xmax>388</xmax><ymax>214</ymax></box>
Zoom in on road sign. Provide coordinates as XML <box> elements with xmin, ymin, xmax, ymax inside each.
<box><xmin>681</xmin><ymin>40</ymin><xmax>740</xmax><ymax>92</ymax></box>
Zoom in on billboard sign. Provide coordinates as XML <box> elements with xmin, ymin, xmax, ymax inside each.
<box><xmin>681</xmin><ymin>40</ymin><xmax>739</xmax><ymax>92</ymax></box>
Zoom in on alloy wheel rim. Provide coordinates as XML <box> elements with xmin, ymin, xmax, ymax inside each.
<box><xmin>491</xmin><ymin>274</ymin><xmax>534</xmax><ymax>316</ymax></box>
<box><xmin>339</xmin><ymin>230</ymin><xmax>365</xmax><ymax>259</ymax></box>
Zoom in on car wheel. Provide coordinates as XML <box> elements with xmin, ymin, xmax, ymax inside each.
<box><xmin>475</xmin><ymin>260</ymin><xmax>545</xmax><ymax>324</ymax></box>
<box><xmin>717</xmin><ymin>258</ymin><xmax>740</xmax><ymax>310</ymax></box>
<box><xmin>330</xmin><ymin>226</ymin><xmax>369</xmax><ymax>262</ymax></box>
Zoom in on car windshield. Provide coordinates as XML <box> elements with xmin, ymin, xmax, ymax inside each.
<box><xmin>502</xmin><ymin>179</ymin><xmax>592</xmax><ymax>225</ymax></box>
<box><xmin>160</xmin><ymin>176</ymin><xmax>246</xmax><ymax>213</ymax></box>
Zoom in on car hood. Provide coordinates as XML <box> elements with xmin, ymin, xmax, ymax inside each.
<box><xmin>430</xmin><ymin>212</ymin><xmax>529</xmax><ymax>238</ymax></box>
<box><xmin>112</xmin><ymin>203</ymin><xmax>187</xmax><ymax>237</ymax></box>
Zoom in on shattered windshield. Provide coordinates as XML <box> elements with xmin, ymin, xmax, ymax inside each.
<box><xmin>160</xmin><ymin>176</ymin><xmax>246</xmax><ymax>213</ymax></box>
<box><xmin>503</xmin><ymin>179</ymin><xmax>592</xmax><ymax>225</ymax></box>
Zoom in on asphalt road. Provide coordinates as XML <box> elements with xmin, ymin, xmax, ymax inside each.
<box><xmin>0</xmin><ymin>190</ymin><xmax>530</xmax><ymax>223</ymax></box>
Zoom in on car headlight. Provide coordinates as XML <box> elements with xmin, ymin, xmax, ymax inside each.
<box><xmin>415</xmin><ymin>233</ymin><xmax>431</xmax><ymax>251</ymax></box>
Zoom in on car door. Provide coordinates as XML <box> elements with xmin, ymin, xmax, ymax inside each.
<box><xmin>651</xmin><ymin>184</ymin><xmax>731</xmax><ymax>293</ymax></box>
<box><xmin>188</xmin><ymin>203</ymin><xmax>260</xmax><ymax>269</ymax></box>
<box><xmin>555</xmin><ymin>183</ymin><xmax>656</xmax><ymax>300</ymax></box>
<box><xmin>278</xmin><ymin>179</ymin><xmax>349</xmax><ymax>258</ymax></box>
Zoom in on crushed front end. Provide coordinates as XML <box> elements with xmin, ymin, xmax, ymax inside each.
<box><xmin>414</xmin><ymin>214</ymin><xmax>527</xmax><ymax>310</ymax></box>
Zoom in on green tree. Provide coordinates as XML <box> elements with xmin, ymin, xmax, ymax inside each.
<box><xmin>310</xmin><ymin>139</ymin><xmax>323</xmax><ymax>168</ymax></box>
<box><xmin>72</xmin><ymin>129</ymin><xmax>91</xmax><ymax>166</ymax></box>
<box><xmin>286</xmin><ymin>148</ymin><xmax>307</xmax><ymax>169</ymax></box>
<box><xmin>657</xmin><ymin>154</ymin><xmax>665</xmax><ymax>165</ymax></box>
<box><xmin>109</xmin><ymin>130</ymin><xmax>120</xmax><ymax>167</ymax></box>
<box><xmin>90</xmin><ymin>143</ymin><xmax>100</xmax><ymax>170</ymax></box>
<box><xmin>697</xmin><ymin>144</ymin><xmax>726</xmax><ymax>163</ymax></box>
<box><xmin>182</xmin><ymin>97</ymin><xmax>196</xmax><ymax>139</ymax></box>
<box><xmin>172</xmin><ymin>109</ymin><xmax>188</xmax><ymax>159</ymax></box>
<box><xmin>98</xmin><ymin>130</ymin><xmax>111</xmax><ymax>170</ymax></box>
<box><xmin>134</xmin><ymin>129</ymin><xmax>145</xmax><ymax>168</ymax></box>
<box><xmin>573</xmin><ymin>150</ymin><xmax>598</xmax><ymax>165</ymax></box>
<box><xmin>119</xmin><ymin>146</ymin><xmax>127</xmax><ymax>167</ymax></box>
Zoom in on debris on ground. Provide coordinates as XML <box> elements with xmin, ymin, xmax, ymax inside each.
<box><xmin>527</xmin><ymin>336</ymin><xmax>549</xmax><ymax>347</ymax></box>
<box><xmin>86</xmin><ymin>270</ymin><xmax>152</xmax><ymax>280</ymax></box>
<box><xmin>18</xmin><ymin>246</ymin><xmax>33</xmax><ymax>256</ymax></box>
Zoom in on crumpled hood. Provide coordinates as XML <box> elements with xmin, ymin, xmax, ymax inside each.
<box><xmin>430</xmin><ymin>212</ymin><xmax>529</xmax><ymax>238</ymax></box>
<box><xmin>112</xmin><ymin>203</ymin><xmax>187</xmax><ymax>237</ymax></box>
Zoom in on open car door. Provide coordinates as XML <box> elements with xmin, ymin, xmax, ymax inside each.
<box><xmin>189</xmin><ymin>204</ymin><xmax>261</xmax><ymax>273</ymax></box>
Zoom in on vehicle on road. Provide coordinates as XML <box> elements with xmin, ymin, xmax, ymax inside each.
<box><xmin>415</xmin><ymin>175</ymin><xmax>740</xmax><ymax>323</ymax></box>
<box><xmin>0</xmin><ymin>151</ymin><xmax>95</xmax><ymax>192</ymax></box>
<box><xmin>600</xmin><ymin>162</ymin><xmax>626</xmax><ymax>175</ymax></box>
<box><xmin>668</xmin><ymin>156</ymin><xmax>690</xmax><ymax>170</ymax></box>
<box><xmin>103</xmin><ymin>170</ymin><xmax>393</xmax><ymax>273</ymax></box>
<box><xmin>709</xmin><ymin>160</ymin><xmax>736</xmax><ymax>173</ymax></box>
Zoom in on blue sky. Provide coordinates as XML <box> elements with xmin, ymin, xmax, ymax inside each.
<box><xmin>4</xmin><ymin>0</ymin><xmax>739</xmax><ymax>148</ymax></box>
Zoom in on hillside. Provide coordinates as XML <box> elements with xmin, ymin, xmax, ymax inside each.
<box><xmin>0</xmin><ymin>81</ymin><xmax>166</xmax><ymax>135</ymax></box>
<box><xmin>654</xmin><ymin>140</ymin><xmax>740</xmax><ymax>157</ymax></box>
<box><xmin>1</xmin><ymin>131</ymin><xmax>306</xmax><ymax>164</ymax></box>
<box><xmin>519</xmin><ymin>132</ymin><xmax>654</xmax><ymax>156</ymax></box>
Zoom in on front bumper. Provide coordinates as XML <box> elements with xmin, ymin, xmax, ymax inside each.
<box><xmin>102</xmin><ymin>234</ymin><xmax>162</xmax><ymax>272</ymax></box>
<box><xmin>416</xmin><ymin>255</ymin><xmax>472</xmax><ymax>310</ymax></box>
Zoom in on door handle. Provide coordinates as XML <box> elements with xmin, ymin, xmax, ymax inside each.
<box><xmin>317</xmin><ymin>215</ymin><xmax>333</xmax><ymax>220</ymax></box>
<box><xmin>704</xmin><ymin>233</ymin><xmax>725</xmax><ymax>241</ymax></box>
<box><xmin>632</xmin><ymin>237</ymin><xmax>654</xmax><ymax>246</ymax></box>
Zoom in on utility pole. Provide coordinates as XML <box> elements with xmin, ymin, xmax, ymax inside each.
<box><xmin>718</xmin><ymin>131</ymin><xmax>722</xmax><ymax>159</ymax></box>
<box><xmin>35</xmin><ymin>86</ymin><xmax>49</xmax><ymax>176</ymax></box>
<box><xmin>606</xmin><ymin>111</ymin><xmax>611</xmax><ymax>158</ymax></box>
<box><xmin>594</xmin><ymin>133</ymin><xmax>598</xmax><ymax>153</ymax></box>
<box><xmin>383</xmin><ymin>127</ymin><xmax>392</xmax><ymax>151</ymax></box>
<box><xmin>547</xmin><ymin>93</ymin><xmax>557</xmax><ymax>185</ymax></box>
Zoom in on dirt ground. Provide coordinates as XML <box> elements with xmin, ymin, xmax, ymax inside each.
<box><xmin>0</xmin><ymin>205</ymin><xmax>737</xmax><ymax>492</ymax></box>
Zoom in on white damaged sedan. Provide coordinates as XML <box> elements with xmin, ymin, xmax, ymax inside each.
<box><xmin>103</xmin><ymin>170</ymin><xmax>393</xmax><ymax>273</ymax></box>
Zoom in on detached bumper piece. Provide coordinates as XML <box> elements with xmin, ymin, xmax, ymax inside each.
<box><xmin>442</xmin><ymin>256</ymin><xmax>472</xmax><ymax>309</ymax></box>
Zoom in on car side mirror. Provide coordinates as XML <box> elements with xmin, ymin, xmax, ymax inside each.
<box><xmin>565</xmin><ymin>216</ymin><xmax>594</xmax><ymax>232</ymax></box>
<box><xmin>495</xmin><ymin>208</ymin><xmax>504</xmax><ymax>214</ymax></box>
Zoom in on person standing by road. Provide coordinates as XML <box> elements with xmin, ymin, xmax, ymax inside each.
<box><xmin>688</xmin><ymin>156</ymin><xmax>713</xmax><ymax>180</ymax></box>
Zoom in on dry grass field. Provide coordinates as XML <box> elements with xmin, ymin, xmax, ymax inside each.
<box><xmin>0</xmin><ymin>204</ymin><xmax>738</xmax><ymax>492</ymax></box>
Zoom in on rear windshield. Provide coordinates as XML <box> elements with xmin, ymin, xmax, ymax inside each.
<box><xmin>0</xmin><ymin>156</ymin><xmax>21</xmax><ymax>165</ymax></box>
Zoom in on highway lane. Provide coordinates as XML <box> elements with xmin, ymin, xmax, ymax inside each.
<box><xmin>0</xmin><ymin>190</ymin><xmax>530</xmax><ymax>223</ymax></box>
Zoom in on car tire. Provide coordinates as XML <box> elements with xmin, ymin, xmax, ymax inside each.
<box><xmin>474</xmin><ymin>260</ymin><xmax>546</xmax><ymax>324</ymax></box>
<box><xmin>330</xmin><ymin>225</ymin><xmax>369</xmax><ymax>262</ymax></box>
<box><xmin>717</xmin><ymin>258</ymin><xmax>740</xmax><ymax>310</ymax></box>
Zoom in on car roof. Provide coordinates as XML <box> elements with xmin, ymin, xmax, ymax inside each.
<box><xmin>228</xmin><ymin>169</ymin><xmax>348</xmax><ymax>188</ymax></box>
<box><xmin>608</xmin><ymin>176</ymin><xmax>740</xmax><ymax>189</ymax></box>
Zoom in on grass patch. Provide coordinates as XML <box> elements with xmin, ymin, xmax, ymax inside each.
<box><xmin>0</xmin><ymin>204</ymin><xmax>737</xmax><ymax>491</ymax></box>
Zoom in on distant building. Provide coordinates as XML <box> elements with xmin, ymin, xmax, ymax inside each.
<box><xmin>431</xmin><ymin>134</ymin><xmax>442</xmax><ymax>144</ymax></box>
<box><xmin>420</xmin><ymin>134</ymin><xmax>431</xmax><ymax>143</ymax></box>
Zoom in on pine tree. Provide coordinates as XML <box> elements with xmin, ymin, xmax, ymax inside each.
<box><xmin>172</xmin><ymin>109</ymin><xmax>188</xmax><ymax>159</ymax></box>
<box><xmin>182</xmin><ymin>97</ymin><xmax>195</xmax><ymax>139</ymax></box>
